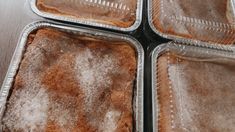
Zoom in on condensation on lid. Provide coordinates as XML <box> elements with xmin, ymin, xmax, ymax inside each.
<box><xmin>148</xmin><ymin>0</ymin><xmax>235</xmax><ymax>45</ymax></box>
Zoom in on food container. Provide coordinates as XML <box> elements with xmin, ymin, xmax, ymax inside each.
<box><xmin>0</xmin><ymin>21</ymin><xmax>144</xmax><ymax>131</ymax></box>
<box><xmin>148</xmin><ymin>0</ymin><xmax>235</xmax><ymax>44</ymax></box>
<box><xmin>151</xmin><ymin>42</ymin><xmax>235</xmax><ymax>131</ymax></box>
<box><xmin>30</xmin><ymin>0</ymin><xmax>143</xmax><ymax>32</ymax></box>
<box><xmin>150</xmin><ymin>0</ymin><xmax>235</xmax><ymax>131</ymax></box>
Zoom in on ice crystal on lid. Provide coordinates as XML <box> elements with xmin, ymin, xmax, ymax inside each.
<box><xmin>75</xmin><ymin>48</ymin><xmax>119</xmax><ymax>108</ymax></box>
<box><xmin>2</xmin><ymin>87</ymin><xmax>49</xmax><ymax>131</ymax></box>
<box><xmin>47</xmin><ymin>94</ymin><xmax>80</xmax><ymax>131</ymax></box>
<box><xmin>168</xmin><ymin>64</ymin><xmax>196</xmax><ymax>131</ymax></box>
<box><xmin>2</xmin><ymin>44</ymin><xmax>49</xmax><ymax>131</ymax></box>
<box><xmin>100</xmin><ymin>110</ymin><xmax>121</xmax><ymax>132</ymax></box>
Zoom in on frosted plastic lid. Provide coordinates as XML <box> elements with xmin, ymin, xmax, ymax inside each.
<box><xmin>152</xmin><ymin>43</ymin><xmax>235</xmax><ymax>131</ymax></box>
<box><xmin>149</xmin><ymin>0</ymin><xmax>235</xmax><ymax>45</ymax></box>
<box><xmin>31</xmin><ymin>0</ymin><xmax>142</xmax><ymax>31</ymax></box>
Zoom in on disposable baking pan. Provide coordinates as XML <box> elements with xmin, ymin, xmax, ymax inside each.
<box><xmin>151</xmin><ymin>42</ymin><xmax>235</xmax><ymax>131</ymax></box>
<box><xmin>148</xmin><ymin>0</ymin><xmax>235</xmax><ymax>45</ymax></box>
<box><xmin>0</xmin><ymin>21</ymin><xmax>144</xmax><ymax>131</ymax></box>
<box><xmin>30</xmin><ymin>0</ymin><xmax>143</xmax><ymax>32</ymax></box>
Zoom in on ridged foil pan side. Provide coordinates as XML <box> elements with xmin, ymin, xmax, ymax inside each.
<box><xmin>0</xmin><ymin>21</ymin><xmax>144</xmax><ymax>132</ymax></box>
<box><xmin>30</xmin><ymin>0</ymin><xmax>143</xmax><ymax>32</ymax></box>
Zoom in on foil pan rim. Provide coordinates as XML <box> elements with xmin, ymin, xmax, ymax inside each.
<box><xmin>30</xmin><ymin>0</ymin><xmax>143</xmax><ymax>32</ymax></box>
<box><xmin>0</xmin><ymin>21</ymin><xmax>144</xmax><ymax>132</ymax></box>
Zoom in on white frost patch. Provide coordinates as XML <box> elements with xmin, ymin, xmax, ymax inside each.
<box><xmin>2</xmin><ymin>88</ymin><xmax>49</xmax><ymax>131</ymax></box>
<box><xmin>75</xmin><ymin>48</ymin><xmax>119</xmax><ymax>109</ymax></box>
<box><xmin>100</xmin><ymin>110</ymin><xmax>121</xmax><ymax>132</ymax></box>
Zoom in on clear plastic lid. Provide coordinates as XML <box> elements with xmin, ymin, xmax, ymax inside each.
<box><xmin>152</xmin><ymin>42</ymin><xmax>235</xmax><ymax>131</ymax></box>
<box><xmin>149</xmin><ymin>0</ymin><xmax>235</xmax><ymax>45</ymax></box>
<box><xmin>32</xmin><ymin>0</ymin><xmax>142</xmax><ymax>31</ymax></box>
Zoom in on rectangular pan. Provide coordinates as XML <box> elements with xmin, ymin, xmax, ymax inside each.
<box><xmin>30</xmin><ymin>0</ymin><xmax>143</xmax><ymax>32</ymax></box>
<box><xmin>148</xmin><ymin>0</ymin><xmax>235</xmax><ymax>45</ymax></box>
<box><xmin>0</xmin><ymin>21</ymin><xmax>144</xmax><ymax>131</ymax></box>
<box><xmin>152</xmin><ymin>42</ymin><xmax>235</xmax><ymax>131</ymax></box>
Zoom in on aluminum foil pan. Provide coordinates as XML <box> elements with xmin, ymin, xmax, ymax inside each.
<box><xmin>151</xmin><ymin>42</ymin><xmax>235</xmax><ymax>132</ymax></box>
<box><xmin>0</xmin><ymin>21</ymin><xmax>144</xmax><ymax>132</ymax></box>
<box><xmin>148</xmin><ymin>0</ymin><xmax>235</xmax><ymax>45</ymax></box>
<box><xmin>30</xmin><ymin>0</ymin><xmax>143</xmax><ymax>32</ymax></box>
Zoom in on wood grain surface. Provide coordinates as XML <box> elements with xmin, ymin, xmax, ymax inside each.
<box><xmin>0</xmin><ymin>0</ymin><xmax>42</xmax><ymax>86</ymax></box>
